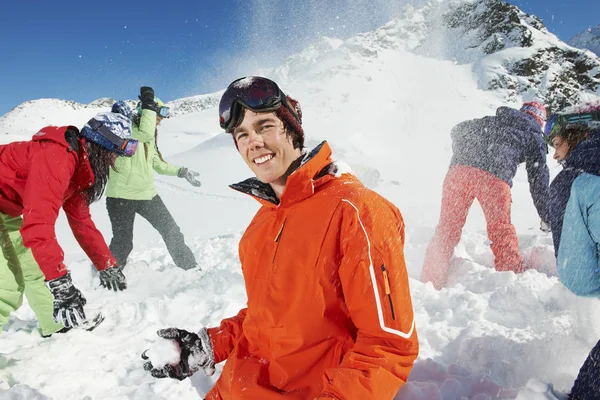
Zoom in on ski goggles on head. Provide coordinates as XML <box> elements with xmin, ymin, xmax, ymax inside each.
<box><xmin>86</xmin><ymin>119</ymin><xmax>138</xmax><ymax>157</ymax></box>
<box><xmin>157</xmin><ymin>106</ymin><xmax>170</xmax><ymax>119</ymax></box>
<box><xmin>219</xmin><ymin>76</ymin><xmax>298</xmax><ymax>133</ymax></box>
<box><xmin>543</xmin><ymin>111</ymin><xmax>600</xmax><ymax>144</ymax></box>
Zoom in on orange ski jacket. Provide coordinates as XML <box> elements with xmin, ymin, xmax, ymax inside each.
<box><xmin>206</xmin><ymin>141</ymin><xmax>418</xmax><ymax>399</ymax></box>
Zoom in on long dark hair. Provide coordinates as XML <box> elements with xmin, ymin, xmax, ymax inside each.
<box><xmin>132</xmin><ymin>113</ymin><xmax>166</xmax><ymax>162</ymax></box>
<box><xmin>84</xmin><ymin>141</ymin><xmax>115</xmax><ymax>204</ymax></box>
<box><xmin>559</xmin><ymin>125</ymin><xmax>590</xmax><ymax>159</ymax></box>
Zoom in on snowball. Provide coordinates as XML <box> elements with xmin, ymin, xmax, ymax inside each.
<box><xmin>145</xmin><ymin>338</ymin><xmax>181</xmax><ymax>368</ymax></box>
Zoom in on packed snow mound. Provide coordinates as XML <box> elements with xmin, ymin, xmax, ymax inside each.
<box><xmin>569</xmin><ymin>24</ymin><xmax>600</xmax><ymax>58</ymax></box>
<box><xmin>0</xmin><ymin>228</ymin><xmax>595</xmax><ymax>399</ymax></box>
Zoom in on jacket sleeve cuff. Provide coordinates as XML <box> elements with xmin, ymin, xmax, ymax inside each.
<box><xmin>93</xmin><ymin>259</ymin><xmax>117</xmax><ymax>272</ymax></box>
<box><xmin>206</xmin><ymin>327</ymin><xmax>231</xmax><ymax>364</ymax></box>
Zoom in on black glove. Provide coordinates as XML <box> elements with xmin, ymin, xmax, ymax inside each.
<box><xmin>540</xmin><ymin>220</ymin><xmax>551</xmax><ymax>233</ymax></box>
<box><xmin>99</xmin><ymin>266</ymin><xmax>127</xmax><ymax>291</ymax></box>
<box><xmin>139</xmin><ymin>86</ymin><xmax>157</xmax><ymax>111</ymax></box>
<box><xmin>178</xmin><ymin>167</ymin><xmax>201</xmax><ymax>187</ymax></box>
<box><xmin>142</xmin><ymin>328</ymin><xmax>215</xmax><ymax>380</ymax></box>
<box><xmin>46</xmin><ymin>272</ymin><xmax>87</xmax><ymax>329</ymax></box>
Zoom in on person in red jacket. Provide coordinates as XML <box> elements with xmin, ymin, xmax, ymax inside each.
<box><xmin>0</xmin><ymin>111</ymin><xmax>138</xmax><ymax>336</ymax></box>
<box><xmin>142</xmin><ymin>77</ymin><xmax>419</xmax><ymax>399</ymax></box>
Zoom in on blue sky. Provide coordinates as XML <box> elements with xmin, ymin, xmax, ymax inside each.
<box><xmin>0</xmin><ymin>0</ymin><xmax>598</xmax><ymax>116</ymax></box>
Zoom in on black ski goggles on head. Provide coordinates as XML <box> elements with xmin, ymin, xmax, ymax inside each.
<box><xmin>218</xmin><ymin>76</ymin><xmax>298</xmax><ymax>133</ymax></box>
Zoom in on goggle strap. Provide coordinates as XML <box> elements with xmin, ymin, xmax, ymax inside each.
<box><xmin>88</xmin><ymin>119</ymin><xmax>127</xmax><ymax>148</ymax></box>
<box><xmin>559</xmin><ymin>110</ymin><xmax>600</xmax><ymax>125</ymax></box>
<box><xmin>280</xmin><ymin>95</ymin><xmax>299</xmax><ymax>122</ymax></box>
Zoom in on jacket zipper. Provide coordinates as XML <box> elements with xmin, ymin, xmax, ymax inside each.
<box><xmin>272</xmin><ymin>218</ymin><xmax>286</xmax><ymax>263</ymax></box>
<box><xmin>381</xmin><ymin>264</ymin><xmax>396</xmax><ymax>320</ymax></box>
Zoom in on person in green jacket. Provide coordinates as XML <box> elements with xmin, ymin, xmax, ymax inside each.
<box><xmin>106</xmin><ymin>87</ymin><xmax>201</xmax><ymax>271</ymax></box>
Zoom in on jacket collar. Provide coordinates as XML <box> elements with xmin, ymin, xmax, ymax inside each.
<box><xmin>230</xmin><ymin>141</ymin><xmax>335</xmax><ymax>207</ymax></box>
<box><xmin>496</xmin><ymin>106</ymin><xmax>541</xmax><ymax>132</ymax></box>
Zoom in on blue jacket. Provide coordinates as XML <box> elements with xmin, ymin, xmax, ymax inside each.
<box><xmin>549</xmin><ymin>131</ymin><xmax>600</xmax><ymax>254</ymax></box>
<box><xmin>549</xmin><ymin>131</ymin><xmax>600</xmax><ymax>296</ymax></box>
<box><xmin>556</xmin><ymin>172</ymin><xmax>600</xmax><ymax>296</ymax></box>
<box><xmin>450</xmin><ymin>107</ymin><xmax>550</xmax><ymax>221</ymax></box>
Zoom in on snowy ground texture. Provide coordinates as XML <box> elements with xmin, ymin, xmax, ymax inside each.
<box><xmin>2</xmin><ymin>7</ymin><xmax>600</xmax><ymax>400</ymax></box>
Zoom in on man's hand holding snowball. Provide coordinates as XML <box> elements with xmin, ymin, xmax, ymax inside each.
<box><xmin>142</xmin><ymin>328</ymin><xmax>215</xmax><ymax>380</ymax></box>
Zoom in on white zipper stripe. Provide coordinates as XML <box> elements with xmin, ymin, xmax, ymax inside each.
<box><xmin>342</xmin><ymin>199</ymin><xmax>415</xmax><ymax>339</ymax></box>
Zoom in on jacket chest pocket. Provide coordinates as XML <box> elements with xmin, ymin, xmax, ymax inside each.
<box><xmin>272</xmin><ymin>218</ymin><xmax>286</xmax><ymax>264</ymax></box>
<box><xmin>379</xmin><ymin>264</ymin><xmax>396</xmax><ymax>321</ymax></box>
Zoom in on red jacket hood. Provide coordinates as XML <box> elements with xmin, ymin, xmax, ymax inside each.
<box><xmin>31</xmin><ymin>125</ymin><xmax>80</xmax><ymax>150</ymax></box>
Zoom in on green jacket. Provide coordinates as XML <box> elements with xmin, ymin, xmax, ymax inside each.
<box><xmin>105</xmin><ymin>109</ymin><xmax>181</xmax><ymax>200</ymax></box>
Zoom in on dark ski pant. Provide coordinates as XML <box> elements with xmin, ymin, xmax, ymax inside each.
<box><xmin>106</xmin><ymin>195</ymin><xmax>197</xmax><ymax>270</ymax></box>
<box><xmin>570</xmin><ymin>340</ymin><xmax>600</xmax><ymax>400</ymax></box>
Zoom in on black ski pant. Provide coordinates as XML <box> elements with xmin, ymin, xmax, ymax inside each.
<box><xmin>570</xmin><ymin>339</ymin><xmax>600</xmax><ymax>400</ymax></box>
<box><xmin>106</xmin><ymin>196</ymin><xmax>197</xmax><ymax>271</ymax></box>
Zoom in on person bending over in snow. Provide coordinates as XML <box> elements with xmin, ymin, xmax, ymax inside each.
<box><xmin>107</xmin><ymin>87</ymin><xmax>201</xmax><ymax>271</ymax></box>
<box><xmin>142</xmin><ymin>76</ymin><xmax>419</xmax><ymax>399</ymax></box>
<box><xmin>543</xmin><ymin>103</ymin><xmax>600</xmax><ymax>399</ymax></box>
<box><xmin>420</xmin><ymin>102</ymin><xmax>550</xmax><ymax>290</ymax></box>
<box><xmin>0</xmin><ymin>112</ymin><xmax>136</xmax><ymax>337</ymax></box>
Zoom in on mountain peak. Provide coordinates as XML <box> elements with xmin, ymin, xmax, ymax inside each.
<box><xmin>568</xmin><ymin>24</ymin><xmax>600</xmax><ymax>57</ymax></box>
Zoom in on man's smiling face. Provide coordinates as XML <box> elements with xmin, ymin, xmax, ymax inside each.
<box><xmin>233</xmin><ymin>109</ymin><xmax>301</xmax><ymax>193</ymax></box>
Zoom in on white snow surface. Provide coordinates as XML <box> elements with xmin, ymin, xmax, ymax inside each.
<box><xmin>2</xmin><ymin>5</ymin><xmax>600</xmax><ymax>400</ymax></box>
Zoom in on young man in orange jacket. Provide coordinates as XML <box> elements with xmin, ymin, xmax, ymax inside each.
<box><xmin>143</xmin><ymin>76</ymin><xmax>419</xmax><ymax>399</ymax></box>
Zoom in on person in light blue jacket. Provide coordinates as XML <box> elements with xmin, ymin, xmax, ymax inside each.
<box><xmin>546</xmin><ymin>106</ymin><xmax>600</xmax><ymax>295</ymax></box>
<box><xmin>545</xmin><ymin>102</ymin><xmax>600</xmax><ymax>399</ymax></box>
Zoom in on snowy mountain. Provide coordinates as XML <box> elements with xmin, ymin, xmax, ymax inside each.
<box><xmin>269</xmin><ymin>0</ymin><xmax>600</xmax><ymax>112</ymax></box>
<box><xmin>167</xmin><ymin>93</ymin><xmax>221</xmax><ymax>117</ymax></box>
<box><xmin>2</xmin><ymin>0</ymin><xmax>600</xmax><ymax>132</ymax></box>
<box><xmin>0</xmin><ymin>98</ymin><xmax>137</xmax><ymax>138</ymax></box>
<box><xmin>569</xmin><ymin>24</ymin><xmax>600</xmax><ymax>58</ymax></box>
<box><xmin>1</xmin><ymin>0</ymin><xmax>600</xmax><ymax>399</ymax></box>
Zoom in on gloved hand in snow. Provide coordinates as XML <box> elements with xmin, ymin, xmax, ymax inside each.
<box><xmin>178</xmin><ymin>167</ymin><xmax>201</xmax><ymax>187</ymax></box>
<box><xmin>142</xmin><ymin>327</ymin><xmax>215</xmax><ymax>380</ymax></box>
<box><xmin>46</xmin><ymin>272</ymin><xmax>87</xmax><ymax>328</ymax></box>
<box><xmin>540</xmin><ymin>220</ymin><xmax>551</xmax><ymax>233</ymax></box>
<box><xmin>99</xmin><ymin>266</ymin><xmax>127</xmax><ymax>291</ymax></box>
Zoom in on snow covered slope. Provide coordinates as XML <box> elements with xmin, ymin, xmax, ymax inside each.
<box><xmin>1</xmin><ymin>0</ymin><xmax>600</xmax><ymax>399</ymax></box>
